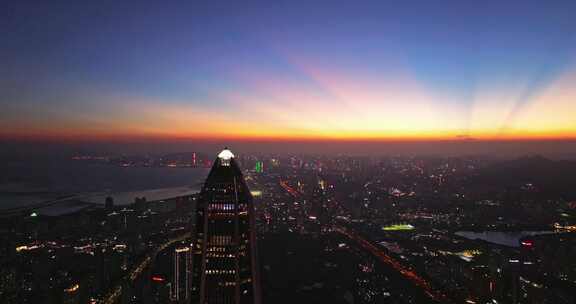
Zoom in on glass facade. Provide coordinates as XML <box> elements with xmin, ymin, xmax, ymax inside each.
<box><xmin>190</xmin><ymin>150</ymin><xmax>261</xmax><ymax>304</ymax></box>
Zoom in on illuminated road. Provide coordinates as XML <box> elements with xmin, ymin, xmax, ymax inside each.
<box><xmin>279</xmin><ymin>180</ymin><xmax>300</xmax><ymax>197</ymax></box>
<box><xmin>335</xmin><ymin>226</ymin><xmax>452</xmax><ymax>303</ymax></box>
<box><xmin>277</xmin><ymin>178</ymin><xmax>451</xmax><ymax>303</ymax></box>
<box><xmin>102</xmin><ymin>232</ymin><xmax>190</xmax><ymax>304</ymax></box>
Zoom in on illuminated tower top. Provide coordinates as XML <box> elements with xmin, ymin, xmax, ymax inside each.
<box><xmin>204</xmin><ymin>148</ymin><xmax>245</xmax><ymax>184</ymax></box>
<box><xmin>217</xmin><ymin>147</ymin><xmax>234</xmax><ymax>160</ymax></box>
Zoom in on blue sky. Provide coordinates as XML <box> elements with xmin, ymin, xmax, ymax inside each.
<box><xmin>2</xmin><ymin>0</ymin><xmax>576</xmax><ymax>139</ymax></box>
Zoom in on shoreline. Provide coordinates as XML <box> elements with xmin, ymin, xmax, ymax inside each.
<box><xmin>0</xmin><ymin>185</ymin><xmax>201</xmax><ymax>217</ymax></box>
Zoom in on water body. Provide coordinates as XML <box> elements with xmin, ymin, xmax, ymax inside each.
<box><xmin>0</xmin><ymin>159</ymin><xmax>210</xmax><ymax>210</ymax></box>
<box><xmin>455</xmin><ymin>231</ymin><xmax>556</xmax><ymax>247</ymax></box>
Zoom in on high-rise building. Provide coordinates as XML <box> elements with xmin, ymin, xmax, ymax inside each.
<box><xmin>255</xmin><ymin>161</ymin><xmax>263</xmax><ymax>173</ymax></box>
<box><xmin>173</xmin><ymin>246</ymin><xmax>191</xmax><ymax>302</ymax></box>
<box><xmin>190</xmin><ymin>148</ymin><xmax>261</xmax><ymax>304</ymax></box>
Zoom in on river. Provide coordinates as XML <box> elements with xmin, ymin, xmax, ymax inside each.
<box><xmin>0</xmin><ymin>158</ymin><xmax>210</xmax><ymax>212</ymax></box>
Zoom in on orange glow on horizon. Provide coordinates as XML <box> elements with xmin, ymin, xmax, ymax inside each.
<box><xmin>2</xmin><ymin>63</ymin><xmax>575</xmax><ymax>143</ymax></box>
<box><xmin>3</xmin><ymin>128</ymin><xmax>576</xmax><ymax>143</ymax></box>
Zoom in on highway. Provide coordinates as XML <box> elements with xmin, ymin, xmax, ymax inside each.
<box><xmin>335</xmin><ymin>226</ymin><xmax>453</xmax><ymax>303</ymax></box>
<box><xmin>102</xmin><ymin>232</ymin><xmax>190</xmax><ymax>304</ymax></box>
<box><xmin>279</xmin><ymin>180</ymin><xmax>300</xmax><ymax>197</ymax></box>
<box><xmin>276</xmin><ymin>179</ymin><xmax>451</xmax><ymax>303</ymax></box>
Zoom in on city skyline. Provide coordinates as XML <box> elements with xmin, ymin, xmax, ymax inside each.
<box><xmin>2</xmin><ymin>148</ymin><xmax>576</xmax><ymax>303</ymax></box>
<box><xmin>2</xmin><ymin>0</ymin><xmax>576</xmax><ymax>142</ymax></box>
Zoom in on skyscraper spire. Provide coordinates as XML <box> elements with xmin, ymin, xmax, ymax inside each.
<box><xmin>190</xmin><ymin>148</ymin><xmax>261</xmax><ymax>304</ymax></box>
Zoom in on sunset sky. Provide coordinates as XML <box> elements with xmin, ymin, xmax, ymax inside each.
<box><xmin>2</xmin><ymin>0</ymin><xmax>576</xmax><ymax>142</ymax></box>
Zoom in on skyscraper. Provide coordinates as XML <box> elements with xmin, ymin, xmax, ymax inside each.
<box><xmin>173</xmin><ymin>246</ymin><xmax>191</xmax><ymax>303</ymax></box>
<box><xmin>190</xmin><ymin>148</ymin><xmax>261</xmax><ymax>304</ymax></box>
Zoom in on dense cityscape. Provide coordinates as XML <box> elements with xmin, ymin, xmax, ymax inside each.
<box><xmin>1</xmin><ymin>149</ymin><xmax>575</xmax><ymax>304</ymax></box>
<box><xmin>3</xmin><ymin>0</ymin><xmax>576</xmax><ymax>303</ymax></box>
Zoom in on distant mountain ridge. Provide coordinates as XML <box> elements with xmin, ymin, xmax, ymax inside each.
<box><xmin>469</xmin><ymin>155</ymin><xmax>576</xmax><ymax>200</ymax></box>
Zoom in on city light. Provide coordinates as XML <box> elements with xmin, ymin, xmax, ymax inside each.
<box><xmin>64</xmin><ymin>284</ymin><xmax>79</xmax><ymax>293</ymax></box>
<box><xmin>521</xmin><ymin>240</ymin><xmax>534</xmax><ymax>247</ymax></box>
<box><xmin>382</xmin><ymin>224</ymin><xmax>415</xmax><ymax>231</ymax></box>
<box><xmin>250</xmin><ymin>190</ymin><xmax>263</xmax><ymax>197</ymax></box>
